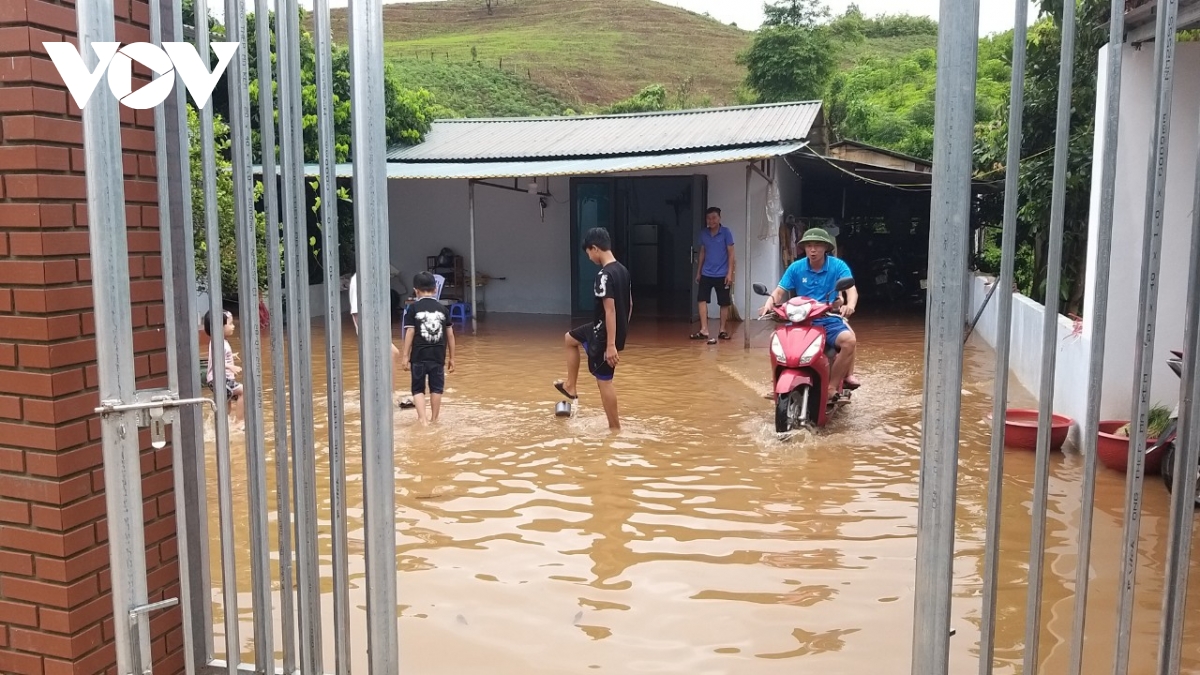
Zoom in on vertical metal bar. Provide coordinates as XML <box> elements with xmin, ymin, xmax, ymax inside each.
<box><xmin>222</xmin><ymin>0</ymin><xmax>274</xmax><ymax>669</ymax></box>
<box><xmin>196</xmin><ymin>0</ymin><xmax>239</xmax><ymax>667</ymax></box>
<box><xmin>313</xmin><ymin>0</ymin><xmax>351</xmax><ymax>670</ymax></box>
<box><xmin>77</xmin><ymin>0</ymin><xmax>149</xmax><ymax>672</ymax></box>
<box><xmin>276</xmin><ymin>0</ymin><xmax>322</xmax><ymax>670</ymax></box>
<box><xmin>469</xmin><ymin>180</ymin><xmax>478</xmax><ymax>334</ymax></box>
<box><xmin>1023</xmin><ymin>0</ymin><xmax>1077</xmax><ymax>671</ymax></box>
<box><xmin>169</xmin><ymin>0</ymin><xmax>214</xmax><ymax>657</ymax></box>
<box><xmin>1157</xmin><ymin>109</ymin><xmax>1200</xmax><ymax>675</ymax></box>
<box><xmin>911</xmin><ymin>0</ymin><xmax>979</xmax><ymax>671</ymax></box>
<box><xmin>254</xmin><ymin>0</ymin><xmax>296</xmax><ymax>669</ymax></box>
<box><xmin>1114</xmin><ymin>2</ymin><xmax>1178</xmax><ymax>673</ymax></box>
<box><xmin>743</xmin><ymin>164</ymin><xmax>752</xmax><ymax>351</ymax></box>
<box><xmin>150</xmin><ymin>0</ymin><xmax>201</xmax><ymax>670</ymax></box>
<box><xmin>348</xmin><ymin>0</ymin><xmax>399</xmax><ymax>666</ymax></box>
<box><xmin>977</xmin><ymin>0</ymin><xmax>1030</xmax><ymax>670</ymax></box>
<box><xmin>1068</xmin><ymin>3</ymin><xmax>1125</xmax><ymax>673</ymax></box>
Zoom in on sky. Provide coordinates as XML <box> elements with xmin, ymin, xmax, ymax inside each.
<box><xmin>649</xmin><ymin>0</ymin><xmax>1036</xmax><ymax>37</ymax></box>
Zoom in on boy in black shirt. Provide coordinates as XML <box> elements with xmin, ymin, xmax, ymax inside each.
<box><xmin>555</xmin><ymin>227</ymin><xmax>632</xmax><ymax>431</ymax></box>
<box><xmin>402</xmin><ymin>272</ymin><xmax>456</xmax><ymax>424</ymax></box>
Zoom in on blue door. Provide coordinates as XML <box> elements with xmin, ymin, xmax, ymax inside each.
<box><xmin>571</xmin><ymin>179</ymin><xmax>615</xmax><ymax>315</ymax></box>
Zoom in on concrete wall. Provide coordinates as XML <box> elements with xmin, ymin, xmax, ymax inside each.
<box><xmin>381</xmin><ymin>161</ymin><xmax>779</xmax><ymax>317</ymax></box>
<box><xmin>969</xmin><ymin>276</ymin><xmax>1092</xmax><ymax>436</ymax></box>
<box><xmin>1084</xmin><ymin>42</ymin><xmax>1198</xmax><ymax>420</ymax></box>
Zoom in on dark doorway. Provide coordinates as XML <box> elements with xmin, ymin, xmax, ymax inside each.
<box><xmin>570</xmin><ymin>175</ymin><xmax>707</xmax><ymax>319</ymax></box>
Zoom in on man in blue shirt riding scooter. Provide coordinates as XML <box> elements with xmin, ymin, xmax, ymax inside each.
<box><xmin>759</xmin><ymin>227</ymin><xmax>860</xmax><ymax>403</ymax></box>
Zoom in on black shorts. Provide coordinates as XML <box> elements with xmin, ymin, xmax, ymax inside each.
<box><xmin>411</xmin><ymin>361</ymin><xmax>445</xmax><ymax>395</ymax></box>
<box><xmin>569</xmin><ymin>324</ymin><xmax>616</xmax><ymax>381</ymax></box>
<box><xmin>698</xmin><ymin>275</ymin><xmax>732</xmax><ymax>306</ymax></box>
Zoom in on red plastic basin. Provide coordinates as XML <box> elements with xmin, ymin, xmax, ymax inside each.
<box><xmin>1096</xmin><ymin>420</ymin><xmax>1164</xmax><ymax>474</ymax></box>
<box><xmin>997</xmin><ymin>408</ymin><xmax>1073</xmax><ymax>451</ymax></box>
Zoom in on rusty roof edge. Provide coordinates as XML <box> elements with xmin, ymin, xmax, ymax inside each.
<box><xmin>389</xmin><ymin>139</ymin><xmax>815</xmax><ymax>164</ymax></box>
<box><xmin>426</xmin><ymin>100</ymin><xmax>822</xmax><ymax>125</ymax></box>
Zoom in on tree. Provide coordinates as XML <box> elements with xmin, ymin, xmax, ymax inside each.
<box><xmin>188</xmin><ymin>4</ymin><xmax>446</xmax><ymax>295</ymax></box>
<box><xmin>825</xmin><ymin>35</ymin><xmax>1011</xmax><ymax>160</ymax></box>
<box><xmin>602</xmin><ymin>84</ymin><xmax>669</xmax><ymax>114</ymax></box>
<box><xmin>974</xmin><ymin>0</ymin><xmax>1108</xmax><ymax>316</ymax></box>
<box><xmin>762</xmin><ymin>0</ymin><xmax>829</xmax><ymax>28</ymax></box>
<box><xmin>737</xmin><ymin>24</ymin><xmax>837</xmax><ymax>103</ymax></box>
<box><xmin>189</xmin><ymin>106</ymin><xmax>269</xmax><ymax>294</ymax></box>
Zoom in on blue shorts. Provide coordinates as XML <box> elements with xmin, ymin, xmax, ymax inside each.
<box><xmin>814</xmin><ymin>316</ymin><xmax>849</xmax><ymax>347</ymax></box>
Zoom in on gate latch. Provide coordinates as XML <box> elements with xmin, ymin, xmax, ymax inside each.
<box><xmin>96</xmin><ymin>390</ymin><xmax>215</xmax><ymax>450</ymax></box>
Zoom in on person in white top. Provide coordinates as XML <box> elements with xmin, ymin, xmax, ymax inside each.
<box><xmin>204</xmin><ymin>309</ymin><xmax>245</xmax><ymax>428</ymax></box>
<box><xmin>348</xmin><ymin>273</ymin><xmax>412</xmax><ymax>408</ymax></box>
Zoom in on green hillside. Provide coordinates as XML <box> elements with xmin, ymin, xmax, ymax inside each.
<box><xmin>330</xmin><ymin>0</ymin><xmax>750</xmax><ymax>112</ymax></box>
<box><xmin>328</xmin><ymin>0</ymin><xmax>940</xmax><ymax>118</ymax></box>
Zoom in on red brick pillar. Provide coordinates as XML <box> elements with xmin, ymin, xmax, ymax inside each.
<box><xmin>0</xmin><ymin>2</ymin><xmax>186</xmax><ymax>674</ymax></box>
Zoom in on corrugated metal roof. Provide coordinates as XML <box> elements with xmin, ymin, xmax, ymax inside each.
<box><xmin>387</xmin><ymin>102</ymin><xmax>822</xmax><ymax>162</ymax></box>
<box><xmin>257</xmin><ymin>143</ymin><xmax>806</xmax><ymax>180</ymax></box>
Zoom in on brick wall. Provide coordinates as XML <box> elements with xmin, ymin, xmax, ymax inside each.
<box><xmin>0</xmin><ymin>1</ymin><xmax>185</xmax><ymax>674</ymax></box>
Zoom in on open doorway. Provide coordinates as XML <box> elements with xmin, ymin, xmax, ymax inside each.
<box><xmin>570</xmin><ymin>175</ymin><xmax>707</xmax><ymax>319</ymax></box>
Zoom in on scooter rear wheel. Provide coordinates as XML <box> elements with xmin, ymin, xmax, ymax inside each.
<box><xmin>1161</xmin><ymin>443</ymin><xmax>1200</xmax><ymax>507</ymax></box>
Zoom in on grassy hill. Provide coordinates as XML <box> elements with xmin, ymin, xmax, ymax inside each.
<box><xmin>328</xmin><ymin>0</ymin><xmax>940</xmax><ymax>117</ymax></box>
<box><xmin>330</xmin><ymin>0</ymin><xmax>751</xmax><ymax>112</ymax></box>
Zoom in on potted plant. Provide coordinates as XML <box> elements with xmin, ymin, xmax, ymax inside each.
<box><xmin>1097</xmin><ymin>404</ymin><xmax>1172</xmax><ymax>474</ymax></box>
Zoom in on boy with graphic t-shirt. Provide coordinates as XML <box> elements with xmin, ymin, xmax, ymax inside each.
<box><xmin>554</xmin><ymin>227</ymin><xmax>632</xmax><ymax>431</ymax></box>
<box><xmin>401</xmin><ymin>272</ymin><xmax>455</xmax><ymax>425</ymax></box>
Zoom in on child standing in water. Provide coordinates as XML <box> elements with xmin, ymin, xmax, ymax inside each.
<box><xmin>204</xmin><ymin>309</ymin><xmax>245</xmax><ymax>429</ymax></box>
<box><xmin>401</xmin><ymin>272</ymin><xmax>455</xmax><ymax>424</ymax></box>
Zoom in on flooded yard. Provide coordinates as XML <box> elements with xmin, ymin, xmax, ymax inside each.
<box><xmin>203</xmin><ymin>312</ymin><xmax>1200</xmax><ymax>674</ymax></box>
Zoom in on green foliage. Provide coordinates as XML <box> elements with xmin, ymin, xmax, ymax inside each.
<box><xmin>828</xmin><ymin>4</ymin><xmax>938</xmax><ymax>38</ymax></box>
<box><xmin>825</xmin><ymin>33</ymin><xmax>1011</xmax><ymax>160</ymax></box>
<box><xmin>188</xmin><ymin>106</ymin><xmax>269</xmax><ymax>295</ymax></box>
<box><xmin>763</xmin><ymin>0</ymin><xmax>829</xmax><ymax>28</ymax></box>
<box><xmin>974</xmin><ymin>0</ymin><xmax>1108</xmax><ymax>315</ymax></box>
<box><xmin>737</xmin><ymin>24</ymin><xmax>837</xmax><ymax>103</ymax></box>
<box><xmin>602</xmin><ymin>84</ymin><xmax>669</xmax><ymax>114</ymax></box>
<box><xmin>385</xmin><ymin>58</ymin><xmax>570</xmax><ymax>118</ymax></box>
<box><xmin>241</xmin><ymin>7</ymin><xmax>441</xmax><ymax>164</ymax></box>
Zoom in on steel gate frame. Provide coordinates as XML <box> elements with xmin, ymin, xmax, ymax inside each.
<box><xmin>75</xmin><ymin>0</ymin><xmax>1200</xmax><ymax>671</ymax></box>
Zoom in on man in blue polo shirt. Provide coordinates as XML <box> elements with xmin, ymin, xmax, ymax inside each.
<box><xmin>759</xmin><ymin>228</ymin><xmax>860</xmax><ymax>401</ymax></box>
<box><xmin>692</xmin><ymin>206</ymin><xmax>736</xmax><ymax>343</ymax></box>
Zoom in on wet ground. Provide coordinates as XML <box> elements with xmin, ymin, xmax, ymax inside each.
<box><xmin>203</xmin><ymin>312</ymin><xmax>1200</xmax><ymax>674</ymax></box>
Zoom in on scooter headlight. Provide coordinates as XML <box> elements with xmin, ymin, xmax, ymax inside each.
<box><xmin>771</xmin><ymin>334</ymin><xmax>787</xmax><ymax>364</ymax></box>
<box><xmin>800</xmin><ymin>336</ymin><xmax>824</xmax><ymax>365</ymax></box>
<box><xmin>785</xmin><ymin>302</ymin><xmax>812</xmax><ymax>323</ymax></box>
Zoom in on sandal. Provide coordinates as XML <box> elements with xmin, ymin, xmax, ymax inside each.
<box><xmin>718</xmin><ymin>332</ymin><xmax>732</xmax><ymax>340</ymax></box>
<box><xmin>690</xmin><ymin>332</ymin><xmax>710</xmax><ymax>340</ymax></box>
<box><xmin>554</xmin><ymin>380</ymin><xmax>578</xmax><ymax>400</ymax></box>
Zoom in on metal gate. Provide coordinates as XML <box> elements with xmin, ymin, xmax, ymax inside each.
<box><xmin>76</xmin><ymin>0</ymin><xmax>1199</xmax><ymax>671</ymax></box>
<box><xmin>80</xmin><ymin>0</ymin><xmax>397</xmax><ymax>668</ymax></box>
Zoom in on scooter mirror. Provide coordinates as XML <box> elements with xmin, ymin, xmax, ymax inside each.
<box><xmin>752</xmin><ymin>283</ymin><xmax>771</xmax><ymax>297</ymax></box>
<box><xmin>835</xmin><ymin>276</ymin><xmax>856</xmax><ymax>292</ymax></box>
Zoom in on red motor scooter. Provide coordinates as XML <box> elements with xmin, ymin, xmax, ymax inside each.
<box><xmin>753</xmin><ymin>277</ymin><xmax>858</xmax><ymax>433</ymax></box>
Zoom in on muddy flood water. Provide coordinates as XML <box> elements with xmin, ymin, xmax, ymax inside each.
<box><xmin>202</xmin><ymin>312</ymin><xmax>1200</xmax><ymax>674</ymax></box>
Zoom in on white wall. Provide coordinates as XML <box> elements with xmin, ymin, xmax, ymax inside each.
<box><xmin>386</xmin><ymin>175</ymin><xmax>572</xmax><ymax>315</ymax></box>
<box><xmin>1084</xmin><ymin>42</ymin><xmax>1198</xmax><ymax>420</ymax></box>
<box><xmin>969</xmin><ymin>275</ymin><xmax>1092</xmax><ymax>438</ymax></box>
<box><xmin>382</xmin><ymin>162</ymin><xmax>779</xmax><ymax>317</ymax></box>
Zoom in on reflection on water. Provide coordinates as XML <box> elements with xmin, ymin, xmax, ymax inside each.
<box><xmin>202</xmin><ymin>313</ymin><xmax>1200</xmax><ymax>674</ymax></box>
